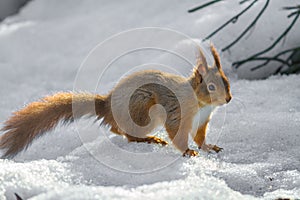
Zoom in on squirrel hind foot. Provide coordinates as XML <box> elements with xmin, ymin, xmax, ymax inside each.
<box><xmin>146</xmin><ymin>136</ymin><xmax>168</xmax><ymax>146</ymax></box>
<box><xmin>126</xmin><ymin>135</ymin><xmax>168</xmax><ymax>146</ymax></box>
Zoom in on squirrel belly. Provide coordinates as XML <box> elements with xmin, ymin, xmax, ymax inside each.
<box><xmin>191</xmin><ymin>105</ymin><xmax>215</xmax><ymax>137</ymax></box>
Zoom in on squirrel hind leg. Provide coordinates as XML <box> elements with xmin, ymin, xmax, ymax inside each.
<box><xmin>125</xmin><ymin>134</ymin><xmax>168</xmax><ymax>146</ymax></box>
<box><xmin>109</xmin><ymin>126</ymin><xmax>168</xmax><ymax>146</ymax></box>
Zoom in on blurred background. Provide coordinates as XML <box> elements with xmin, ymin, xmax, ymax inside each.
<box><xmin>0</xmin><ymin>0</ymin><xmax>30</xmax><ymax>20</ymax></box>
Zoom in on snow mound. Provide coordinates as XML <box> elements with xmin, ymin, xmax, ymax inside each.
<box><xmin>0</xmin><ymin>0</ymin><xmax>299</xmax><ymax>199</ymax></box>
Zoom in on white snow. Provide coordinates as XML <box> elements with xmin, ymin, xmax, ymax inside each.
<box><xmin>0</xmin><ymin>0</ymin><xmax>299</xmax><ymax>199</ymax></box>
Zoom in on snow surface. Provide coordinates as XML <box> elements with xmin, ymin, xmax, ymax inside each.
<box><xmin>0</xmin><ymin>0</ymin><xmax>299</xmax><ymax>199</ymax></box>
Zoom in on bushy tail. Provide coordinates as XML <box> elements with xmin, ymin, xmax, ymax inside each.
<box><xmin>0</xmin><ymin>92</ymin><xmax>107</xmax><ymax>158</ymax></box>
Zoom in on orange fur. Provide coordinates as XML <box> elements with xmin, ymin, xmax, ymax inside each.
<box><xmin>0</xmin><ymin>44</ymin><xmax>231</xmax><ymax>158</ymax></box>
<box><xmin>0</xmin><ymin>93</ymin><xmax>107</xmax><ymax>158</ymax></box>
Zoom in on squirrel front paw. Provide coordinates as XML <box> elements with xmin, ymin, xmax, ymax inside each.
<box><xmin>199</xmin><ymin>144</ymin><xmax>223</xmax><ymax>153</ymax></box>
<box><xmin>183</xmin><ymin>149</ymin><xmax>199</xmax><ymax>157</ymax></box>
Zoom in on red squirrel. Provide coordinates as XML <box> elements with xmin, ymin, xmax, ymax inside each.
<box><xmin>0</xmin><ymin>44</ymin><xmax>231</xmax><ymax>158</ymax></box>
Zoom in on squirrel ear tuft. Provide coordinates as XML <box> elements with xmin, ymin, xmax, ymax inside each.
<box><xmin>196</xmin><ymin>63</ymin><xmax>207</xmax><ymax>75</ymax></box>
<box><xmin>210</xmin><ymin>43</ymin><xmax>222</xmax><ymax>70</ymax></box>
<box><xmin>196</xmin><ymin>46</ymin><xmax>208</xmax><ymax>75</ymax></box>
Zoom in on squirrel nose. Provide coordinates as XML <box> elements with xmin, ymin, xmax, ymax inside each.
<box><xmin>226</xmin><ymin>96</ymin><xmax>232</xmax><ymax>103</ymax></box>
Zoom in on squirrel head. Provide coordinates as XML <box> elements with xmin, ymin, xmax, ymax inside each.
<box><xmin>190</xmin><ymin>44</ymin><xmax>232</xmax><ymax>107</ymax></box>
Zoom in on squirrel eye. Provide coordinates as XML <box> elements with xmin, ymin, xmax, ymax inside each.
<box><xmin>208</xmin><ymin>83</ymin><xmax>216</xmax><ymax>91</ymax></box>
